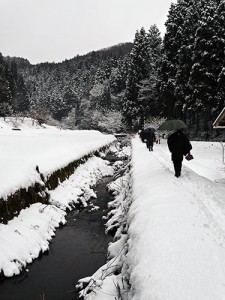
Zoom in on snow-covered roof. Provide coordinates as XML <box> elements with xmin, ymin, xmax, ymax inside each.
<box><xmin>213</xmin><ymin>107</ymin><xmax>225</xmax><ymax>128</ymax></box>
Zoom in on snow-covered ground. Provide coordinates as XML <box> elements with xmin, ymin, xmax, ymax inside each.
<box><xmin>78</xmin><ymin>136</ymin><xmax>225</xmax><ymax>300</ymax></box>
<box><xmin>0</xmin><ymin>203</ymin><xmax>66</xmax><ymax>277</ymax></box>
<box><xmin>0</xmin><ymin>156</ymin><xmax>114</xmax><ymax>278</ymax></box>
<box><xmin>2</xmin><ymin>117</ymin><xmax>225</xmax><ymax>299</ymax></box>
<box><xmin>127</xmin><ymin>137</ymin><xmax>225</xmax><ymax>300</ymax></box>
<box><xmin>0</xmin><ymin>117</ymin><xmax>116</xmax><ymax>277</ymax></box>
<box><xmin>0</xmin><ymin>117</ymin><xmax>116</xmax><ymax>199</ymax></box>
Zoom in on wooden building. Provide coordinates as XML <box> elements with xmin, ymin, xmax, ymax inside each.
<box><xmin>213</xmin><ymin>107</ymin><xmax>225</xmax><ymax>128</ymax></box>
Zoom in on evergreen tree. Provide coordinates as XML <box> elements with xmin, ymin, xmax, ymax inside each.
<box><xmin>145</xmin><ymin>25</ymin><xmax>162</xmax><ymax>117</ymax></box>
<box><xmin>109</xmin><ymin>67</ymin><xmax>123</xmax><ymax>94</ymax></box>
<box><xmin>158</xmin><ymin>2</ymin><xmax>182</xmax><ymax>118</ymax></box>
<box><xmin>123</xmin><ymin>25</ymin><xmax>162</xmax><ymax>128</ymax></box>
<box><xmin>213</xmin><ymin>0</ymin><xmax>225</xmax><ymax>118</ymax></box>
<box><xmin>174</xmin><ymin>0</ymin><xmax>201</xmax><ymax>119</ymax></box>
<box><xmin>90</xmin><ymin>80</ymin><xmax>111</xmax><ymax>111</ymax></box>
<box><xmin>159</xmin><ymin>0</ymin><xmax>208</xmax><ymax>118</ymax></box>
<box><xmin>159</xmin><ymin>0</ymin><xmax>225</xmax><ymax>134</ymax></box>
<box><xmin>188</xmin><ymin>0</ymin><xmax>225</xmax><ymax>130</ymax></box>
<box><xmin>7</xmin><ymin>61</ymin><xmax>29</xmax><ymax>113</ymax></box>
<box><xmin>147</xmin><ymin>25</ymin><xmax>162</xmax><ymax>72</ymax></box>
<box><xmin>0</xmin><ymin>53</ymin><xmax>13</xmax><ymax>117</ymax></box>
<box><xmin>123</xmin><ymin>28</ymin><xmax>151</xmax><ymax>127</ymax></box>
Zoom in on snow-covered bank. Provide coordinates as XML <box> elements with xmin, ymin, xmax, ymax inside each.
<box><xmin>127</xmin><ymin>137</ymin><xmax>225</xmax><ymax>300</ymax></box>
<box><xmin>49</xmin><ymin>156</ymin><xmax>114</xmax><ymax>210</ymax></box>
<box><xmin>0</xmin><ymin>203</ymin><xmax>66</xmax><ymax>277</ymax></box>
<box><xmin>78</xmin><ymin>136</ymin><xmax>225</xmax><ymax>300</ymax></box>
<box><xmin>76</xmin><ymin>146</ymin><xmax>132</xmax><ymax>299</ymax></box>
<box><xmin>0</xmin><ymin>154</ymin><xmax>114</xmax><ymax>278</ymax></box>
<box><xmin>0</xmin><ymin>117</ymin><xmax>118</xmax><ymax>278</ymax></box>
<box><xmin>0</xmin><ymin>117</ymin><xmax>116</xmax><ymax>200</ymax></box>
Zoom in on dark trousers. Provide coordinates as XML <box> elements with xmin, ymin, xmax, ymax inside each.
<box><xmin>173</xmin><ymin>160</ymin><xmax>182</xmax><ymax>177</ymax></box>
<box><xmin>146</xmin><ymin>140</ymin><xmax>153</xmax><ymax>151</ymax></box>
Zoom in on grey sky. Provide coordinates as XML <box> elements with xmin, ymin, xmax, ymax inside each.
<box><xmin>0</xmin><ymin>0</ymin><xmax>176</xmax><ymax>64</ymax></box>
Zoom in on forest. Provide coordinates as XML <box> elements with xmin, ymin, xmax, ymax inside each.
<box><xmin>0</xmin><ymin>0</ymin><xmax>225</xmax><ymax>139</ymax></box>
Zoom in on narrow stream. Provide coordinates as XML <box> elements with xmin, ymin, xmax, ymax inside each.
<box><xmin>0</xmin><ymin>176</ymin><xmax>114</xmax><ymax>300</ymax></box>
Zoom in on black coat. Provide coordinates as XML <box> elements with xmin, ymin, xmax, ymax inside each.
<box><xmin>140</xmin><ymin>130</ymin><xmax>147</xmax><ymax>142</ymax></box>
<box><xmin>146</xmin><ymin>131</ymin><xmax>155</xmax><ymax>142</ymax></box>
<box><xmin>167</xmin><ymin>131</ymin><xmax>192</xmax><ymax>161</ymax></box>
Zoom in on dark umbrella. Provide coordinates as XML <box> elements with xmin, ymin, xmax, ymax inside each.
<box><xmin>143</xmin><ymin>127</ymin><xmax>156</xmax><ymax>132</ymax></box>
<box><xmin>158</xmin><ymin>120</ymin><xmax>188</xmax><ymax>131</ymax></box>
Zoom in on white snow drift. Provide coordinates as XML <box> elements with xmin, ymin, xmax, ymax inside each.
<box><xmin>0</xmin><ymin>117</ymin><xmax>116</xmax><ymax>199</ymax></box>
<box><xmin>78</xmin><ymin>136</ymin><xmax>225</xmax><ymax>300</ymax></box>
<box><xmin>0</xmin><ymin>117</ymin><xmax>116</xmax><ymax>277</ymax></box>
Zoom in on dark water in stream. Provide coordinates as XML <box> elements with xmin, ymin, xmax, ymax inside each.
<box><xmin>0</xmin><ymin>177</ymin><xmax>114</xmax><ymax>300</ymax></box>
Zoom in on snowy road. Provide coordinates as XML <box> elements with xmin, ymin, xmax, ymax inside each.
<box><xmin>127</xmin><ymin>137</ymin><xmax>225</xmax><ymax>300</ymax></box>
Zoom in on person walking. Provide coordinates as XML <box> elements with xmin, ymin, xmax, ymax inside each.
<box><xmin>146</xmin><ymin>130</ymin><xmax>156</xmax><ymax>151</ymax></box>
<box><xmin>139</xmin><ymin>129</ymin><xmax>146</xmax><ymax>143</ymax></box>
<box><xmin>167</xmin><ymin>129</ymin><xmax>192</xmax><ymax>177</ymax></box>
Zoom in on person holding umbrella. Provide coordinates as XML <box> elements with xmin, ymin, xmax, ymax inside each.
<box><xmin>158</xmin><ymin>120</ymin><xmax>192</xmax><ymax>177</ymax></box>
<box><xmin>146</xmin><ymin>129</ymin><xmax>156</xmax><ymax>151</ymax></box>
<box><xmin>143</xmin><ymin>128</ymin><xmax>156</xmax><ymax>151</ymax></box>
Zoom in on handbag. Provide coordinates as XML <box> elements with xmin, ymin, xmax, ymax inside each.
<box><xmin>185</xmin><ymin>153</ymin><xmax>194</xmax><ymax>161</ymax></box>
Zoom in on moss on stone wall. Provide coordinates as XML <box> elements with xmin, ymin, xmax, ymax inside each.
<box><xmin>0</xmin><ymin>182</ymin><xmax>49</xmax><ymax>224</ymax></box>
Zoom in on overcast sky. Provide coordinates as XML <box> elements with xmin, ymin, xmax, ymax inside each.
<box><xmin>0</xmin><ymin>0</ymin><xmax>176</xmax><ymax>64</ymax></box>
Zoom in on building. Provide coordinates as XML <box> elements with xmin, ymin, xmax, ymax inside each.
<box><xmin>213</xmin><ymin>107</ymin><xmax>225</xmax><ymax>165</ymax></box>
<box><xmin>213</xmin><ymin>107</ymin><xmax>225</xmax><ymax>128</ymax></box>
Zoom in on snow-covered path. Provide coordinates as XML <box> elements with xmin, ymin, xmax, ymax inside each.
<box><xmin>127</xmin><ymin>136</ymin><xmax>225</xmax><ymax>300</ymax></box>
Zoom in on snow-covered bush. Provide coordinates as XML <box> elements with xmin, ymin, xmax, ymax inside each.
<box><xmin>76</xmin><ymin>153</ymin><xmax>132</xmax><ymax>300</ymax></box>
